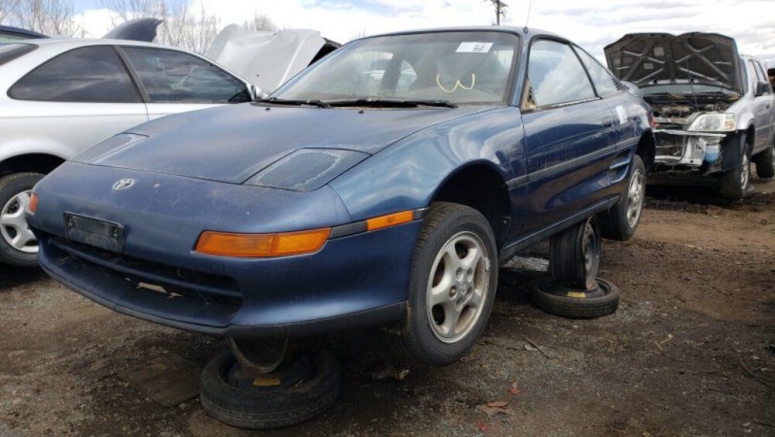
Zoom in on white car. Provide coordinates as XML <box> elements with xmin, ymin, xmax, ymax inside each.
<box><xmin>0</xmin><ymin>31</ymin><xmax>337</xmax><ymax>267</ymax></box>
<box><xmin>605</xmin><ymin>32</ymin><xmax>775</xmax><ymax>199</ymax></box>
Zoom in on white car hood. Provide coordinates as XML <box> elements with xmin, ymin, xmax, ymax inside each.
<box><xmin>206</xmin><ymin>26</ymin><xmax>331</xmax><ymax>93</ymax></box>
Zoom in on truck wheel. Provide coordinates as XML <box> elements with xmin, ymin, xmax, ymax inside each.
<box><xmin>601</xmin><ymin>154</ymin><xmax>646</xmax><ymax>241</ymax></box>
<box><xmin>0</xmin><ymin>173</ymin><xmax>44</xmax><ymax>267</ymax></box>
<box><xmin>549</xmin><ymin>216</ymin><xmax>601</xmax><ymax>290</ymax></box>
<box><xmin>386</xmin><ymin>202</ymin><xmax>498</xmax><ymax>366</ymax></box>
<box><xmin>532</xmin><ymin>278</ymin><xmax>620</xmax><ymax>319</ymax></box>
<box><xmin>719</xmin><ymin>135</ymin><xmax>751</xmax><ymax>200</ymax></box>
<box><xmin>200</xmin><ymin>349</ymin><xmax>340</xmax><ymax>430</ymax></box>
<box><xmin>754</xmin><ymin>143</ymin><xmax>775</xmax><ymax>179</ymax></box>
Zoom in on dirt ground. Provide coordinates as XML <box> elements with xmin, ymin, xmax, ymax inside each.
<box><xmin>1</xmin><ymin>177</ymin><xmax>774</xmax><ymax>437</ymax></box>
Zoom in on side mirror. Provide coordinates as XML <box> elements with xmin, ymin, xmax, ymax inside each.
<box><xmin>248</xmin><ymin>84</ymin><xmax>268</xmax><ymax>101</ymax></box>
<box><xmin>754</xmin><ymin>81</ymin><xmax>770</xmax><ymax>97</ymax></box>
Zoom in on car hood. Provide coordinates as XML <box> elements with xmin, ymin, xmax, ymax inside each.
<box><xmin>206</xmin><ymin>26</ymin><xmax>339</xmax><ymax>93</ymax></box>
<box><xmin>75</xmin><ymin>103</ymin><xmax>492</xmax><ymax>184</ymax></box>
<box><xmin>604</xmin><ymin>32</ymin><xmax>742</xmax><ymax>94</ymax></box>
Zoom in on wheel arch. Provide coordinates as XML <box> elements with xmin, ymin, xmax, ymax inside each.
<box><xmin>0</xmin><ymin>153</ymin><xmax>66</xmax><ymax>178</ymax></box>
<box><xmin>635</xmin><ymin>130</ymin><xmax>656</xmax><ymax>172</ymax></box>
<box><xmin>429</xmin><ymin>161</ymin><xmax>511</xmax><ymax>248</ymax></box>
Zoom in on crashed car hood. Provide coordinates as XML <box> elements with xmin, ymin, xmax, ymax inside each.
<box><xmin>206</xmin><ymin>26</ymin><xmax>337</xmax><ymax>93</ymax></box>
<box><xmin>75</xmin><ymin>104</ymin><xmax>491</xmax><ymax>184</ymax></box>
<box><xmin>604</xmin><ymin>32</ymin><xmax>742</xmax><ymax>93</ymax></box>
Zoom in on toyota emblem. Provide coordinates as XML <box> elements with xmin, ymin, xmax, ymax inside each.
<box><xmin>112</xmin><ymin>178</ymin><xmax>135</xmax><ymax>191</ymax></box>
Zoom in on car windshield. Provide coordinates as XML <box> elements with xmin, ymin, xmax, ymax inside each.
<box><xmin>273</xmin><ymin>31</ymin><xmax>519</xmax><ymax>105</ymax></box>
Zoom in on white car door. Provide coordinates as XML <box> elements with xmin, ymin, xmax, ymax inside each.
<box><xmin>4</xmin><ymin>45</ymin><xmax>148</xmax><ymax>159</ymax></box>
<box><xmin>118</xmin><ymin>46</ymin><xmax>252</xmax><ymax>121</ymax></box>
<box><xmin>746</xmin><ymin>59</ymin><xmax>772</xmax><ymax>149</ymax></box>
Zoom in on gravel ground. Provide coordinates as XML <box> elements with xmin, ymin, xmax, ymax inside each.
<box><xmin>1</xmin><ymin>178</ymin><xmax>774</xmax><ymax>436</ymax></box>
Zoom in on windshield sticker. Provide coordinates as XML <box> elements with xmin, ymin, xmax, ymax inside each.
<box><xmin>456</xmin><ymin>42</ymin><xmax>493</xmax><ymax>53</ymax></box>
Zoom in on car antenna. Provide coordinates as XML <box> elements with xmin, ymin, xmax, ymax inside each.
<box><xmin>523</xmin><ymin>0</ymin><xmax>532</xmax><ymax>33</ymax></box>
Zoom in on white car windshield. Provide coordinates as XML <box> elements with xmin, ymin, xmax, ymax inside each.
<box><xmin>273</xmin><ymin>31</ymin><xmax>519</xmax><ymax>105</ymax></box>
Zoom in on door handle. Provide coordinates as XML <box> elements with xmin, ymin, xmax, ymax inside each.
<box><xmin>602</xmin><ymin>117</ymin><xmax>614</xmax><ymax>128</ymax></box>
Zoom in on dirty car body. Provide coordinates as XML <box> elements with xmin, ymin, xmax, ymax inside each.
<box><xmin>605</xmin><ymin>33</ymin><xmax>775</xmax><ymax>196</ymax></box>
<box><xmin>28</xmin><ymin>27</ymin><xmax>652</xmax><ymax>344</ymax></box>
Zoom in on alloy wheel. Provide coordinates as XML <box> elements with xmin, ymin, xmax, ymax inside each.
<box><xmin>0</xmin><ymin>190</ymin><xmax>37</xmax><ymax>254</ymax></box>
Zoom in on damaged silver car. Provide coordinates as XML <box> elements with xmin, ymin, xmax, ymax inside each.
<box><xmin>605</xmin><ymin>32</ymin><xmax>775</xmax><ymax>199</ymax></box>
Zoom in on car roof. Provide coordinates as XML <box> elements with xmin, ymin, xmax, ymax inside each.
<box><xmin>19</xmin><ymin>37</ymin><xmax>189</xmax><ymax>52</ymax></box>
<box><xmin>0</xmin><ymin>25</ymin><xmax>48</xmax><ymax>39</ymax></box>
<box><xmin>360</xmin><ymin>26</ymin><xmax>562</xmax><ymax>42</ymax></box>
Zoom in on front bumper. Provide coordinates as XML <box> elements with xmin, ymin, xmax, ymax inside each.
<box><xmin>29</xmin><ymin>162</ymin><xmax>420</xmax><ymax>338</ymax></box>
<box><xmin>654</xmin><ymin>129</ymin><xmax>727</xmax><ymax>171</ymax></box>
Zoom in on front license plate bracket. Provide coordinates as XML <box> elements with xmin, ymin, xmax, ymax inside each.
<box><xmin>64</xmin><ymin>213</ymin><xmax>125</xmax><ymax>253</ymax></box>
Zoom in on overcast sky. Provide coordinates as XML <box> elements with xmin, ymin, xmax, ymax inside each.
<box><xmin>74</xmin><ymin>0</ymin><xmax>775</xmax><ymax>65</ymax></box>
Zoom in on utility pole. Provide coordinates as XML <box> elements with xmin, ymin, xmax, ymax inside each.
<box><xmin>487</xmin><ymin>0</ymin><xmax>508</xmax><ymax>26</ymax></box>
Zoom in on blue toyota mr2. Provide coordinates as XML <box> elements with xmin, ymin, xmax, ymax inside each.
<box><xmin>28</xmin><ymin>27</ymin><xmax>654</xmax><ymax>366</ymax></box>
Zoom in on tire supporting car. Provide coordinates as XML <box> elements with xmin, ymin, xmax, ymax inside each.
<box><xmin>532</xmin><ymin>216</ymin><xmax>620</xmax><ymax>319</ymax></box>
<box><xmin>753</xmin><ymin>141</ymin><xmax>775</xmax><ymax>179</ymax></box>
<box><xmin>0</xmin><ymin>172</ymin><xmax>44</xmax><ymax>267</ymax></box>
<box><xmin>719</xmin><ymin>132</ymin><xmax>752</xmax><ymax>200</ymax></box>
<box><xmin>386</xmin><ymin>202</ymin><xmax>498</xmax><ymax>366</ymax></box>
<box><xmin>601</xmin><ymin>154</ymin><xmax>646</xmax><ymax>241</ymax></box>
<box><xmin>200</xmin><ymin>338</ymin><xmax>340</xmax><ymax>430</ymax></box>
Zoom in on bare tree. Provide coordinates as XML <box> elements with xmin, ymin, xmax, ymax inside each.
<box><xmin>243</xmin><ymin>13</ymin><xmax>276</xmax><ymax>32</ymax></box>
<box><xmin>0</xmin><ymin>0</ymin><xmax>19</xmax><ymax>24</ymax></box>
<box><xmin>11</xmin><ymin>0</ymin><xmax>81</xmax><ymax>36</ymax></box>
<box><xmin>485</xmin><ymin>0</ymin><xmax>507</xmax><ymax>26</ymax></box>
<box><xmin>102</xmin><ymin>0</ymin><xmax>219</xmax><ymax>54</ymax></box>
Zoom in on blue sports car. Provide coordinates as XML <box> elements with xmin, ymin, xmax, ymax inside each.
<box><xmin>28</xmin><ymin>27</ymin><xmax>653</xmax><ymax>367</ymax></box>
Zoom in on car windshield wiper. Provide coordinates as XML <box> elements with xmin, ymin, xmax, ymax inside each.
<box><xmin>326</xmin><ymin>98</ymin><xmax>458</xmax><ymax>108</ymax></box>
<box><xmin>256</xmin><ymin>97</ymin><xmax>331</xmax><ymax>108</ymax></box>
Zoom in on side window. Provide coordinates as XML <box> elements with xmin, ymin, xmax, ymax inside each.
<box><xmin>754</xmin><ymin>61</ymin><xmax>772</xmax><ymax>94</ymax></box>
<box><xmin>9</xmin><ymin>46</ymin><xmax>140</xmax><ymax>103</ymax></box>
<box><xmin>574</xmin><ymin>46</ymin><xmax>621</xmax><ymax>98</ymax></box>
<box><xmin>121</xmin><ymin>47</ymin><xmax>250</xmax><ymax>104</ymax></box>
<box><xmin>525</xmin><ymin>40</ymin><xmax>595</xmax><ymax>109</ymax></box>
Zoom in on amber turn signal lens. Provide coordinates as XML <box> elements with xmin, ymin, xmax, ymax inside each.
<box><xmin>366</xmin><ymin>210</ymin><xmax>414</xmax><ymax>231</ymax></box>
<box><xmin>28</xmin><ymin>192</ymin><xmax>38</xmax><ymax>214</ymax></box>
<box><xmin>196</xmin><ymin>228</ymin><xmax>330</xmax><ymax>258</ymax></box>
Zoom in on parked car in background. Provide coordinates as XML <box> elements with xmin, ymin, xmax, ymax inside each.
<box><xmin>0</xmin><ymin>29</ymin><xmax>337</xmax><ymax>267</ymax></box>
<box><xmin>0</xmin><ymin>25</ymin><xmax>47</xmax><ymax>43</ymax></box>
<box><xmin>28</xmin><ymin>26</ymin><xmax>653</xmax><ymax>376</ymax></box>
<box><xmin>605</xmin><ymin>32</ymin><xmax>775</xmax><ymax>199</ymax></box>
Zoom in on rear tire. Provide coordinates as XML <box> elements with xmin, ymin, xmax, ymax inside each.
<box><xmin>386</xmin><ymin>202</ymin><xmax>498</xmax><ymax>366</ymax></box>
<box><xmin>601</xmin><ymin>154</ymin><xmax>645</xmax><ymax>241</ymax></box>
<box><xmin>0</xmin><ymin>172</ymin><xmax>44</xmax><ymax>267</ymax></box>
<box><xmin>754</xmin><ymin>143</ymin><xmax>775</xmax><ymax>179</ymax></box>
<box><xmin>549</xmin><ymin>216</ymin><xmax>601</xmax><ymax>290</ymax></box>
<box><xmin>719</xmin><ymin>134</ymin><xmax>751</xmax><ymax>200</ymax></box>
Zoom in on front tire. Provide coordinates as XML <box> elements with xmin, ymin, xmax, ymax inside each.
<box><xmin>0</xmin><ymin>173</ymin><xmax>44</xmax><ymax>267</ymax></box>
<box><xmin>754</xmin><ymin>143</ymin><xmax>775</xmax><ymax>179</ymax></box>
<box><xmin>601</xmin><ymin>154</ymin><xmax>646</xmax><ymax>241</ymax></box>
<box><xmin>386</xmin><ymin>202</ymin><xmax>498</xmax><ymax>366</ymax></box>
<box><xmin>720</xmin><ymin>134</ymin><xmax>751</xmax><ymax>200</ymax></box>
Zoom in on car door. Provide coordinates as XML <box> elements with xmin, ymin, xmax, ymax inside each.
<box><xmin>117</xmin><ymin>46</ymin><xmax>252</xmax><ymax>121</ymax></box>
<box><xmin>746</xmin><ymin>59</ymin><xmax>771</xmax><ymax>150</ymax></box>
<box><xmin>6</xmin><ymin>45</ymin><xmax>148</xmax><ymax>158</ymax></box>
<box><xmin>753</xmin><ymin>60</ymin><xmax>775</xmax><ymax>151</ymax></box>
<box><xmin>520</xmin><ymin>39</ymin><xmax>618</xmax><ymax>234</ymax></box>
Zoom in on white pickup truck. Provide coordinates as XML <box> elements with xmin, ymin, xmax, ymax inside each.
<box><xmin>605</xmin><ymin>32</ymin><xmax>775</xmax><ymax>199</ymax></box>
